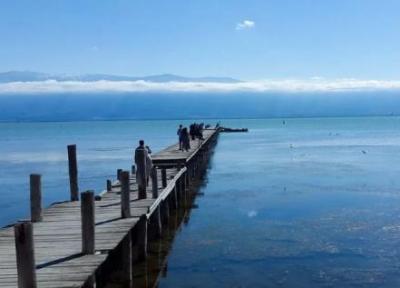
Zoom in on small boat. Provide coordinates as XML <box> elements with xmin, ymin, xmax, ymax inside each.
<box><xmin>220</xmin><ymin>127</ymin><xmax>248</xmax><ymax>133</ymax></box>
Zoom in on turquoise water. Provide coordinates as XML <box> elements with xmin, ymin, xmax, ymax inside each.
<box><xmin>2</xmin><ymin>117</ymin><xmax>400</xmax><ymax>287</ymax></box>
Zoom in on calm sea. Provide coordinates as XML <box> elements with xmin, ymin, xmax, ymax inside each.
<box><xmin>2</xmin><ymin>117</ymin><xmax>400</xmax><ymax>287</ymax></box>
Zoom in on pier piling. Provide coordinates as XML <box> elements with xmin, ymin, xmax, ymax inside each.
<box><xmin>14</xmin><ymin>222</ymin><xmax>37</xmax><ymax>288</ymax></box>
<box><xmin>30</xmin><ymin>174</ymin><xmax>42</xmax><ymax>223</ymax></box>
<box><xmin>81</xmin><ymin>191</ymin><xmax>95</xmax><ymax>254</ymax></box>
<box><xmin>152</xmin><ymin>206</ymin><xmax>162</xmax><ymax>238</ymax></box>
<box><xmin>117</xmin><ymin>169</ymin><xmax>123</xmax><ymax>181</ymax></box>
<box><xmin>161</xmin><ymin>168</ymin><xmax>167</xmax><ymax>188</ymax></box>
<box><xmin>68</xmin><ymin>144</ymin><xmax>79</xmax><ymax>201</ymax></box>
<box><xmin>161</xmin><ymin>199</ymin><xmax>170</xmax><ymax>224</ymax></box>
<box><xmin>121</xmin><ymin>233</ymin><xmax>133</xmax><ymax>285</ymax></box>
<box><xmin>120</xmin><ymin>171</ymin><xmax>131</xmax><ymax>218</ymax></box>
<box><xmin>151</xmin><ymin>167</ymin><xmax>159</xmax><ymax>198</ymax></box>
<box><xmin>136</xmin><ymin>215</ymin><xmax>147</xmax><ymax>261</ymax></box>
<box><xmin>171</xmin><ymin>186</ymin><xmax>178</xmax><ymax>210</ymax></box>
<box><xmin>106</xmin><ymin>179</ymin><xmax>112</xmax><ymax>192</ymax></box>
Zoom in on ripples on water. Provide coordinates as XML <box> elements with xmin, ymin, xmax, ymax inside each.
<box><xmin>2</xmin><ymin>117</ymin><xmax>400</xmax><ymax>287</ymax></box>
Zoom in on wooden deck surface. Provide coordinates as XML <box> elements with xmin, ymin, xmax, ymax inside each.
<box><xmin>152</xmin><ymin>129</ymin><xmax>217</xmax><ymax>165</ymax></box>
<box><xmin>0</xmin><ymin>169</ymin><xmax>179</xmax><ymax>288</ymax></box>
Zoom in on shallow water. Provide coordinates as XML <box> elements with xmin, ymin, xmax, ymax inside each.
<box><xmin>1</xmin><ymin>117</ymin><xmax>400</xmax><ymax>287</ymax></box>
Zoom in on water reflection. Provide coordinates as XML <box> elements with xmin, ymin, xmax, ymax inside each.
<box><xmin>104</xmin><ymin>177</ymin><xmax>204</xmax><ymax>288</ymax></box>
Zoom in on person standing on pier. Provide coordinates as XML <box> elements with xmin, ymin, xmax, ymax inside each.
<box><xmin>198</xmin><ymin>123</ymin><xmax>204</xmax><ymax>140</ymax></box>
<box><xmin>145</xmin><ymin>145</ymin><xmax>153</xmax><ymax>186</ymax></box>
<box><xmin>182</xmin><ymin>127</ymin><xmax>191</xmax><ymax>151</ymax></box>
<box><xmin>177</xmin><ymin>124</ymin><xmax>183</xmax><ymax>150</ymax></box>
<box><xmin>135</xmin><ymin>140</ymin><xmax>148</xmax><ymax>196</ymax></box>
<box><xmin>189</xmin><ymin>124</ymin><xmax>196</xmax><ymax>141</ymax></box>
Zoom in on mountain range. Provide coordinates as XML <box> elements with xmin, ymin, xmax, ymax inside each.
<box><xmin>0</xmin><ymin>71</ymin><xmax>240</xmax><ymax>83</ymax></box>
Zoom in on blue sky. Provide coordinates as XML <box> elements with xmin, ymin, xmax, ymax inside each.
<box><xmin>1</xmin><ymin>0</ymin><xmax>400</xmax><ymax>80</ymax></box>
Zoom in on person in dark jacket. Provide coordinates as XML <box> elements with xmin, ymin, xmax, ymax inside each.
<box><xmin>134</xmin><ymin>140</ymin><xmax>148</xmax><ymax>189</ymax></box>
<box><xmin>182</xmin><ymin>127</ymin><xmax>190</xmax><ymax>151</ymax></box>
<box><xmin>189</xmin><ymin>124</ymin><xmax>195</xmax><ymax>141</ymax></box>
<box><xmin>198</xmin><ymin>123</ymin><xmax>204</xmax><ymax>140</ymax></box>
<box><xmin>177</xmin><ymin>124</ymin><xmax>183</xmax><ymax>150</ymax></box>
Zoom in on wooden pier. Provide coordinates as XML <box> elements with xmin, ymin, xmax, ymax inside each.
<box><xmin>0</xmin><ymin>128</ymin><xmax>219</xmax><ymax>288</ymax></box>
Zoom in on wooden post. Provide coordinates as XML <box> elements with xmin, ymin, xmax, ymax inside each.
<box><xmin>136</xmin><ymin>147</ymin><xmax>147</xmax><ymax>199</ymax></box>
<box><xmin>152</xmin><ymin>206</ymin><xmax>162</xmax><ymax>238</ymax></box>
<box><xmin>30</xmin><ymin>174</ymin><xmax>42</xmax><ymax>222</ymax></box>
<box><xmin>117</xmin><ymin>169</ymin><xmax>123</xmax><ymax>181</ymax></box>
<box><xmin>68</xmin><ymin>144</ymin><xmax>79</xmax><ymax>201</ymax></box>
<box><xmin>155</xmin><ymin>239</ymin><xmax>163</xmax><ymax>280</ymax></box>
<box><xmin>192</xmin><ymin>163</ymin><xmax>195</xmax><ymax>179</ymax></box>
<box><xmin>170</xmin><ymin>186</ymin><xmax>178</xmax><ymax>210</ymax></box>
<box><xmin>185</xmin><ymin>167</ymin><xmax>190</xmax><ymax>187</ymax></box>
<box><xmin>161</xmin><ymin>168</ymin><xmax>167</xmax><ymax>188</ymax></box>
<box><xmin>175</xmin><ymin>181</ymin><xmax>182</xmax><ymax>208</ymax></box>
<box><xmin>182</xmin><ymin>172</ymin><xmax>187</xmax><ymax>195</ymax></box>
<box><xmin>131</xmin><ymin>165</ymin><xmax>136</xmax><ymax>174</ymax></box>
<box><xmin>14</xmin><ymin>222</ymin><xmax>37</xmax><ymax>288</ymax></box>
<box><xmin>137</xmin><ymin>215</ymin><xmax>147</xmax><ymax>261</ymax></box>
<box><xmin>121</xmin><ymin>233</ymin><xmax>132</xmax><ymax>285</ymax></box>
<box><xmin>151</xmin><ymin>167</ymin><xmax>158</xmax><ymax>198</ymax></box>
<box><xmin>180</xmin><ymin>177</ymin><xmax>187</xmax><ymax>206</ymax></box>
<box><xmin>81</xmin><ymin>191</ymin><xmax>95</xmax><ymax>254</ymax></box>
<box><xmin>120</xmin><ymin>171</ymin><xmax>131</xmax><ymax>218</ymax></box>
<box><xmin>106</xmin><ymin>179</ymin><xmax>112</xmax><ymax>192</ymax></box>
<box><xmin>161</xmin><ymin>199</ymin><xmax>170</xmax><ymax>225</ymax></box>
<box><xmin>176</xmin><ymin>182</ymin><xmax>181</xmax><ymax>207</ymax></box>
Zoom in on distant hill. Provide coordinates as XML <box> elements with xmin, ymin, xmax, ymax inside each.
<box><xmin>0</xmin><ymin>71</ymin><xmax>240</xmax><ymax>83</ymax></box>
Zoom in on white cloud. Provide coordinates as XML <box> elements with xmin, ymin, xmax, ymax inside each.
<box><xmin>89</xmin><ymin>45</ymin><xmax>99</xmax><ymax>52</ymax></box>
<box><xmin>1</xmin><ymin>78</ymin><xmax>400</xmax><ymax>94</ymax></box>
<box><xmin>236</xmin><ymin>20</ymin><xmax>255</xmax><ymax>30</ymax></box>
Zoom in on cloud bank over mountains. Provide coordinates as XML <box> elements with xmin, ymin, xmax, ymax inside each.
<box><xmin>1</xmin><ymin>71</ymin><xmax>400</xmax><ymax>121</ymax></box>
<box><xmin>0</xmin><ymin>71</ymin><xmax>400</xmax><ymax>94</ymax></box>
<box><xmin>1</xmin><ymin>77</ymin><xmax>400</xmax><ymax>94</ymax></box>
